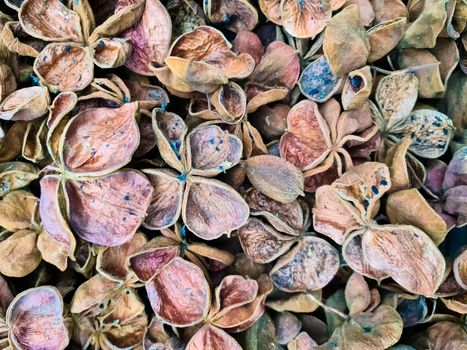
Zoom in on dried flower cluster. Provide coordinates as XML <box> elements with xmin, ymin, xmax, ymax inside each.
<box><xmin>0</xmin><ymin>0</ymin><xmax>466</xmax><ymax>349</ymax></box>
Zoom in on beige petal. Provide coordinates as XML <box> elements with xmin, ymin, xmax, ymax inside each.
<box><xmin>0</xmin><ymin>86</ymin><xmax>49</xmax><ymax>121</ymax></box>
<box><xmin>0</xmin><ymin>230</ymin><xmax>40</xmax><ymax>277</ymax></box>
<box><xmin>0</xmin><ymin>190</ymin><xmax>38</xmax><ymax>232</ymax></box>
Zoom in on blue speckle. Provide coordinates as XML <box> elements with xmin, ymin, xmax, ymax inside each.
<box><xmin>443</xmin><ymin>129</ymin><xmax>449</xmax><ymax>135</ymax></box>
<box><xmin>209</xmin><ymin>138</ymin><xmax>215</xmax><ymax>145</ymax></box>
<box><xmin>349</xmin><ymin>76</ymin><xmax>363</xmax><ymax>90</ymax></box>
<box><xmin>215</xmin><ymin>147</ymin><xmax>221</xmax><ymax>152</ymax></box>
<box><xmin>371</xmin><ymin>185</ymin><xmax>379</xmax><ymax>195</ymax></box>
<box><xmin>161</xmin><ymin>100</ymin><xmax>168</xmax><ymax>112</ymax></box>
<box><xmin>180</xmin><ymin>225</ymin><xmax>187</xmax><ymax>239</ymax></box>
<box><xmin>219</xmin><ymin>139</ymin><xmax>223</xmax><ymax>144</ymax></box>
<box><xmin>65</xmin><ymin>45</ymin><xmax>71</xmax><ymax>53</ymax></box>
<box><xmin>123</xmin><ymin>97</ymin><xmax>129</xmax><ymax>103</ymax></box>
<box><xmin>123</xmin><ymin>194</ymin><xmax>130</xmax><ymax>201</ymax></box>
<box><xmin>362</xmin><ymin>327</ymin><xmax>372</xmax><ymax>333</ymax></box>
<box><xmin>169</xmin><ymin>139</ymin><xmax>182</xmax><ymax>159</ymax></box>
<box><xmin>98</xmin><ymin>40</ymin><xmax>105</xmax><ymax>48</ymax></box>
<box><xmin>104</xmin><ymin>143</ymin><xmax>109</xmax><ymax>148</ymax></box>
<box><xmin>90</xmin><ymin>148</ymin><xmax>97</xmax><ymax>156</ymax></box>
<box><xmin>363</xmin><ymin>199</ymin><xmax>369</xmax><ymax>208</ymax></box>
<box><xmin>218</xmin><ymin>165</ymin><xmax>225</xmax><ymax>173</ymax></box>
<box><xmin>29</xmin><ymin>73</ymin><xmax>40</xmax><ymax>86</ymax></box>
<box><xmin>119</xmin><ymin>129</ymin><xmax>125</xmax><ymax>135</ymax></box>
<box><xmin>75</xmin><ymin>0</ymin><xmax>79</xmax><ymax>5</ymax></box>
<box><xmin>178</xmin><ymin>172</ymin><xmax>187</xmax><ymax>182</ymax></box>
<box><xmin>380</xmin><ymin>180</ymin><xmax>388</xmax><ymax>186</ymax></box>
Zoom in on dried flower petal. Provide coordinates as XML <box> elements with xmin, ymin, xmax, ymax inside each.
<box><xmin>186</xmin><ymin>324</ymin><xmax>242</xmax><ymax>350</ymax></box>
<box><xmin>281</xmin><ymin>0</ymin><xmax>331</xmax><ymax>38</ymax></box>
<box><xmin>0</xmin><ymin>86</ymin><xmax>49</xmax><ymax>121</ymax></box>
<box><xmin>204</xmin><ymin>0</ymin><xmax>258</xmax><ymax>33</ymax></box>
<box><xmin>345</xmin><ymin>272</ymin><xmax>371</xmax><ymax>315</ymax></box>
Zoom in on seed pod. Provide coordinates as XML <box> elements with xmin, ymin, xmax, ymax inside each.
<box><xmin>204</xmin><ymin>0</ymin><xmax>258</xmax><ymax>33</ymax></box>
<box><xmin>341</xmin><ymin>66</ymin><xmax>372</xmax><ymax>111</ymax></box>
<box><xmin>367</xmin><ymin>17</ymin><xmax>407</xmax><ymax>62</ymax></box>
<box><xmin>281</xmin><ymin>0</ymin><xmax>332</xmax><ymax>39</ymax></box>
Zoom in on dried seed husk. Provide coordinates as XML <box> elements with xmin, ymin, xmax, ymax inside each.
<box><xmin>388</xmin><ymin>109</ymin><xmax>454</xmax><ymax>159</ymax></box>
<box><xmin>443</xmin><ymin>146</ymin><xmax>467</xmax><ymax>190</ymax></box>
<box><xmin>387</xmin><ymin>188</ymin><xmax>448</xmax><ymax>245</ymax></box>
<box><xmin>399</xmin><ymin>0</ymin><xmax>447</xmax><ymax>49</ymax></box>
<box><xmin>0</xmin><ymin>162</ymin><xmax>39</xmax><ymax>197</ymax></box>
<box><xmin>280</xmin><ymin>0</ymin><xmax>332</xmax><ymax>39</ymax></box>
<box><xmin>430</xmin><ymin>38</ymin><xmax>459</xmax><ymax>92</ymax></box>
<box><xmin>362</xmin><ymin>224</ymin><xmax>446</xmax><ymax>296</ymax></box>
<box><xmin>134</xmin><ymin>109</ymin><xmax>156</xmax><ymax>157</ymax></box>
<box><xmin>323</xmin><ymin>5</ymin><xmax>370</xmax><ymax>77</ymax></box>
<box><xmin>367</xmin><ymin>17</ymin><xmax>406</xmax><ymax>62</ymax></box>
<box><xmin>143</xmin><ymin>168</ymin><xmax>184</xmax><ymax>230</ymax></box>
<box><xmin>280</xmin><ymin>100</ymin><xmax>332</xmax><ymax>170</ymax></box>
<box><xmin>152</xmin><ymin>108</ymin><xmax>187</xmax><ymax>173</ymax></box>
<box><xmin>186</xmin><ymin>324</ymin><xmax>242</xmax><ymax>350</ymax></box>
<box><xmin>0</xmin><ymin>190</ymin><xmax>38</xmax><ymax>232</ymax></box>
<box><xmin>342</xmin><ymin>66</ymin><xmax>372</xmax><ymax>110</ymax></box>
<box><xmin>61</xmin><ymin>102</ymin><xmax>139</xmax><ymax>175</ymax></box>
<box><xmin>267</xmin><ymin>291</ymin><xmax>322</xmax><ymax>313</ymax></box>
<box><xmin>245</xmin><ymin>155</ymin><xmax>304</xmax><ymax>203</ymax></box>
<box><xmin>383</xmin><ymin>137</ymin><xmax>412</xmax><ymax>192</ymax></box>
<box><xmin>249</xmin><ymin>104</ymin><xmax>289</xmax><ymax>142</ymax></box>
<box><xmin>36</xmin><ymin>231</ymin><xmax>69</xmax><ymax>272</ymax></box>
<box><xmin>0</xmin><ymin>63</ymin><xmax>16</xmax><ymax>105</ymax></box>
<box><xmin>299</xmin><ymin>55</ymin><xmax>342</xmax><ymax>103</ymax></box>
<box><xmin>0</xmin><ymin>230</ymin><xmax>40</xmax><ymax>277</ymax></box>
<box><xmin>336</xmin><ymin>101</ymin><xmax>375</xmax><ymax>144</ymax></box>
<box><xmin>124</xmin><ymin>75</ymin><xmax>169</xmax><ymax>110</ymax></box>
<box><xmin>237</xmin><ymin>218</ymin><xmax>296</xmax><ymax>263</ymax></box>
<box><xmin>187</xmin><ymin>124</ymin><xmax>243</xmax><ymax>177</ymax></box>
<box><xmin>97</xmin><ymin>233</ymin><xmax>147</xmax><ymax>282</ymax></box>
<box><xmin>347</xmin><ymin>0</ymin><xmax>375</xmax><ymax>26</ymax></box>
<box><xmin>187</xmin><ymin>242</ymin><xmax>235</xmax><ymax>268</ymax></box>
<box><xmin>396</xmin><ymin>49</ymin><xmax>444</xmax><ymax>98</ymax></box>
<box><xmin>146</xmin><ymin>257</ymin><xmax>210</xmax><ymax>327</ymax></box>
<box><xmin>313</xmin><ymin>185</ymin><xmax>365</xmax><ymax>244</ymax></box>
<box><xmin>439</xmin><ymin>71</ymin><xmax>467</xmax><ymax>131</ymax></box>
<box><xmin>101</xmin><ymin>310</ymin><xmax>148</xmax><ymax>349</ymax></box>
<box><xmin>128</xmin><ymin>235</ymin><xmax>180</xmax><ymax>282</ymax></box>
<box><xmin>288</xmin><ymin>332</ymin><xmax>318</xmax><ymax>350</ymax></box>
<box><xmin>342</xmin><ymin>230</ymin><xmax>390</xmax><ymax>282</ymax></box>
<box><xmin>92</xmin><ymin>38</ymin><xmax>132</xmax><ymax>69</ymax></box>
<box><xmin>0</xmin><ymin>21</ymin><xmax>46</xmax><ymax>58</ymax></box>
<box><xmin>209</xmin><ymin>82</ymin><xmax>246</xmax><ymax>123</ymax></box>
<box><xmin>442</xmin><ymin>185</ymin><xmax>467</xmax><ymax>228</ymax></box>
<box><xmin>274</xmin><ymin>311</ymin><xmax>301</xmax><ymax>345</ymax></box>
<box><xmin>34</xmin><ymin>43</ymin><xmax>94</xmax><ymax>93</ymax></box>
<box><xmin>426</xmin><ymin>321</ymin><xmax>467</xmax><ymax>349</ymax></box>
<box><xmin>340</xmin><ymin>305</ymin><xmax>403</xmax><ymax>349</ymax></box>
<box><xmin>440</xmin><ymin>293</ymin><xmax>467</xmax><ymax>314</ymax></box>
<box><xmin>204</xmin><ymin>0</ymin><xmax>258</xmax><ymax>33</ymax></box>
<box><xmin>270</xmin><ymin>236</ymin><xmax>340</xmax><ymax>292</ymax></box>
<box><xmin>259</xmin><ymin>0</ymin><xmax>282</xmax><ymax>24</ymax></box>
<box><xmin>22</xmin><ymin>118</ymin><xmax>48</xmax><ymax>163</ymax></box>
<box><xmin>183</xmin><ymin>176</ymin><xmax>249</xmax><ymax>240</ymax></box>
<box><xmin>64</xmin><ymin>170</ymin><xmax>153</xmax><ymax>247</ymax></box>
<box><xmin>167</xmin><ymin>0</ymin><xmax>205</xmax><ymax>39</ymax></box>
<box><xmin>232</xmin><ymin>31</ymin><xmax>264</xmax><ymax>66</ymax></box>
<box><xmin>375</xmin><ymin>70</ymin><xmax>418</xmax><ymax>130</ymax></box>
<box><xmin>0</xmin><ymin>86</ymin><xmax>49</xmax><ymax>121</ymax></box>
<box><xmin>18</xmin><ymin>0</ymin><xmax>83</xmax><ymax>43</ymax></box>
<box><xmin>345</xmin><ymin>272</ymin><xmax>371</xmax><ymax>315</ymax></box>
<box><xmin>39</xmin><ymin>175</ymin><xmax>76</xmax><ymax>264</ymax></box>
<box><xmin>6</xmin><ymin>286</ymin><xmax>69</xmax><ymax>350</ymax></box>
<box><xmin>371</xmin><ymin>0</ymin><xmax>408</xmax><ymax>24</ymax></box>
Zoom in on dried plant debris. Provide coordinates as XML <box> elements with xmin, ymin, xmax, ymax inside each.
<box><xmin>0</xmin><ymin>0</ymin><xmax>465</xmax><ymax>349</ymax></box>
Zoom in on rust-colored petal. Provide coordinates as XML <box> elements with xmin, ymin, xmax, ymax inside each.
<box><xmin>249</xmin><ymin>104</ymin><xmax>289</xmax><ymax>142</ymax></box>
<box><xmin>362</xmin><ymin>225</ymin><xmax>446</xmax><ymax>296</ymax></box>
<box><xmin>0</xmin><ymin>86</ymin><xmax>49</xmax><ymax>121</ymax></box>
<box><xmin>143</xmin><ymin>169</ymin><xmax>184</xmax><ymax>230</ymax></box>
<box><xmin>323</xmin><ymin>5</ymin><xmax>370</xmax><ymax>76</ymax></box>
<box><xmin>7</xmin><ymin>286</ymin><xmax>69</xmax><ymax>350</ymax></box>
<box><xmin>97</xmin><ymin>233</ymin><xmax>147</xmax><ymax>282</ymax></box>
<box><xmin>0</xmin><ymin>230</ymin><xmax>41</xmax><ymax>277</ymax></box>
<box><xmin>118</xmin><ymin>0</ymin><xmax>171</xmax><ymax>75</ymax></box>
<box><xmin>19</xmin><ymin>0</ymin><xmax>83</xmax><ymax>42</ymax></box>
<box><xmin>289</xmin><ymin>332</ymin><xmax>318</xmax><ymax>350</ymax></box>
<box><xmin>205</xmin><ymin>0</ymin><xmax>258</xmax><ymax>33</ymax></box>
<box><xmin>211</xmin><ymin>275</ymin><xmax>258</xmax><ymax>315</ymax></box>
<box><xmin>65</xmin><ymin>170</ymin><xmax>153</xmax><ymax>246</ymax></box>
<box><xmin>103</xmin><ymin>312</ymin><xmax>148</xmax><ymax>349</ymax></box>
<box><xmin>386</xmin><ymin>189</ymin><xmax>448</xmax><ymax>245</ymax></box>
<box><xmin>313</xmin><ymin>185</ymin><xmax>364</xmax><ymax>244</ymax></box>
<box><xmin>146</xmin><ymin>258</ymin><xmax>209</xmax><ymax>326</ymax></box>
<box><xmin>388</xmin><ymin>109</ymin><xmax>454</xmax><ymax>159</ymax></box>
<box><xmin>186</xmin><ymin>324</ymin><xmax>242</xmax><ymax>350</ymax></box>
<box><xmin>92</xmin><ymin>38</ymin><xmax>132</xmax><ymax>69</ymax></box>
<box><xmin>129</xmin><ymin>236</ymin><xmax>180</xmax><ymax>282</ymax></box>
<box><xmin>299</xmin><ymin>55</ymin><xmax>342</xmax><ymax>103</ymax></box>
<box><xmin>371</xmin><ymin>0</ymin><xmax>408</xmax><ymax>24</ymax></box>
<box><xmin>281</xmin><ymin>0</ymin><xmax>331</xmax><ymax>38</ymax></box>
<box><xmin>259</xmin><ymin>0</ymin><xmax>282</xmax><ymax>24</ymax></box>
<box><xmin>232</xmin><ymin>31</ymin><xmax>263</xmax><ymax>66</ymax></box>
<box><xmin>0</xmin><ymin>122</ymin><xmax>28</xmax><ymax>162</ymax></box>
<box><xmin>383</xmin><ymin>137</ymin><xmax>411</xmax><ymax>192</ymax></box>
<box><xmin>34</xmin><ymin>43</ymin><xmax>94</xmax><ymax>93</ymax></box>
<box><xmin>237</xmin><ymin>218</ymin><xmax>295</xmax><ymax>263</ymax></box>
<box><xmin>280</xmin><ymin>100</ymin><xmax>332</xmax><ymax>170</ymax></box>
<box><xmin>165</xmin><ymin>56</ymin><xmax>228</xmax><ymax>87</ymax></box>
<box><xmin>39</xmin><ymin>176</ymin><xmax>76</xmax><ymax>262</ymax></box>
<box><xmin>61</xmin><ymin>102</ymin><xmax>139</xmax><ymax>175</ymax></box>
<box><xmin>245</xmin><ymin>155</ymin><xmax>304</xmax><ymax>203</ymax></box>
<box><xmin>187</xmin><ymin>124</ymin><xmax>243</xmax><ymax>176</ymax></box>
<box><xmin>183</xmin><ymin>177</ymin><xmax>249</xmax><ymax>240</ymax></box>
<box><xmin>270</xmin><ymin>236</ymin><xmax>340</xmax><ymax>292</ymax></box>
<box><xmin>205</xmin><ymin>50</ymin><xmax>255</xmax><ymax>80</ymax></box>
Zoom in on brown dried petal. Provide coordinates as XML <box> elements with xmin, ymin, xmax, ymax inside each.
<box><xmin>274</xmin><ymin>311</ymin><xmax>302</xmax><ymax>345</ymax></box>
<box><xmin>0</xmin><ymin>86</ymin><xmax>49</xmax><ymax>121</ymax></box>
<box><xmin>92</xmin><ymin>38</ymin><xmax>132</xmax><ymax>69</ymax></box>
<box><xmin>249</xmin><ymin>104</ymin><xmax>289</xmax><ymax>142</ymax></box>
<box><xmin>62</xmin><ymin>102</ymin><xmax>139</xmax><ymax>175</ymax></box>
<box><xmin>0</xmin><ymin>190</ymin><xmax>38</xmax><ymax>232</ymax></box>
<box><xmin>183</xmin><ymin>177</ymin><xmax>249</xmax><ymax>240</ymax></box>
<box><xmin>7</xmin><ymin>286</ymin><xmax>69</xmax><ymax>350</ymax></box>
<box><xmin>0</xmin><ymin>162</ymin><xmax>39</xmax><ymax>197</ymax></box>
<box><xmin>232</xmin><ymin>31</ymin><xmax>263</xmax><ymax>66</ymax></box>
<box><xmin>34</xmin><ymin>43</ymin><xmax>94</xmax><ymax>93</ymax></box>
<box><xmin>453</xmin><ymin>249</ymin><xmax>467</xmax><ymax>290</ymax></box>
<box><xmin>313</xmin><ymin>185</ymin><xmax>364</xmax><ymax>244</ymax></box>
<box><xmin>0</xmin><ymin>21</ymin><xmax>46</xmax><ymax>58</ymax></box>
<box><xmin>341</xmin><ymin>66</ymin><xmax>372</xmax><ymax>111</ymax></box>
<box><xmin>211</xmin><ymin>275</ymin><xmax>258</xmax><ymax>316</ymax></box>
<box><xmin>146</xmin><ymin>258</ymin><xmax>209</xmax><ymax>326</ymax></box>
<box><xmin>362</xmin><ymin>225</ymin><xmax>446</xmax><ymax>296</ymax></box>
<box><xmin>0</xmin><ymin>122</ymin><xmax>28</xmax><ymax>162</ymax></box>
<box><xmin>205</xmin><ymin>0</ymin><xmax>258</xmax><ymax>33</ymax></box>
<box><xmin>70</xmin><ymin>274</ymin><xmax>118</xmax><ymax>314</ymax></box>
<box><xmin>103</xmin><ymin>312</ymin><xmax>148</xmax><ymax>349</ymax></box>
<box><xmin>0</xmin><ymin>230</ymin><xmax>40</xmax><ymax>277</ymax></box>
<box><xmin>426</xmin><ymin>321</ymin><xmax>467</xmax><ymax>350</ymax></box>
<box><xmin>323</xmin><ymin>5</ymin><xmax>370</xmax><ymax>76</ymax></box>
<box><xmin>39</xmin><ymin>176</ymin><xmax>76</xmax><ymax>262</ymax></box>
<box><xmin>270</xmin><ymin>236</ymin><xmax>340</xmax><ymax>292</ymax></box>
<box><xmin>345</xmin><ymin>272</ymin><xmax>371</xmax><ymax>315</ymax></box>
<box><xmin>388</xmin><ymin>109</ymin><xmax>454</xmax><ymax>159</ymax></box>
<box><xmin>143</xmin><ymin>169</ymin><xmax>184</xmax><ymax>230</ymax></box>
<box><xmin>266</xmin><ymin>291</ymin><xmax>321</xmax><ymax>313</ymax></box>
<box><xmin>280</xmin><ymin>100</ymin><xmax>331</xmax><ymax>171</ymax></box>
<box><xmin>289</xmin><ymin>332</ymin><xmax>318</xmax><ymax>350</ymax></box>
<box><xmin>36</xmin><ymin>232</ymin><xmax>69</xmax><ymax>272</ymax></box>
<box><xmin>19</xmin><ymin>0</ymin><xmax>83</xmax><ymax>42</ymax></box>
<box><xmin>186</xmin><ymin>324</ymin><xmax>242</xmax><ymax>350</ymax></box>
<box><xmin>245</xmin><ymin>155</ymin><xmax>304</xmax><ymax>203</ymax></box>
<box><xmin>209</xmin><ymin>82</ymin><xmax>246</xmax><ymax>123</ymax></box>
<box><xmin>281</xmin><ymin>0</ymin><xmax>332</xmax><ymax>39</ymax></box>
<box><xmin>387</xmin><ymin>189</ymin><xmax>448</xmax><ymax>245</ymax></box>
<box><xmin>237</xmin><ymin>218</ymin><xmax>295</xmax><ymax>263</ymax></box>
<box><xmin>384</xmin><ymin>137</ymin><xmax>411</xmax><ymax>192</ymax></box>
<box><xmin>371</xmin><ymin>0</ymin><xmax>408</xmax><ymax>24</ymax></box>
<box><xmin>65</xmin><ymin>170</ymin><xmax>153</xmax><ymax>246</ymax></box>
<box><xmin>187</xmin><ymin>243</ymin><xmax>234</xmax><ymax>268</ymax></box>
<box><xmin>187</xmin><ymin>124</ymin><xmax>243</xmax><ymax>176</ymax></box>
<box><xmin>367</xmin><ymin>17</ymin><xmax>407</xmax><ymax>62</ymax></box>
